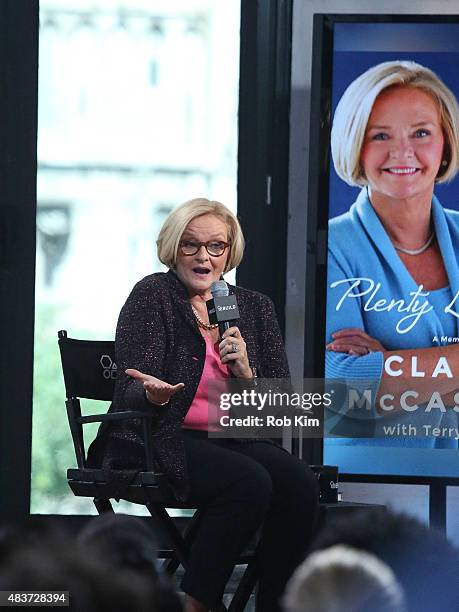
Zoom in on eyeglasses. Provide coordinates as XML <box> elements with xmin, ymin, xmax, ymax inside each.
<box><xmin>179</xmin><ymin>240</ymin><xmax>230</xmax><ymax>257</ymax></box>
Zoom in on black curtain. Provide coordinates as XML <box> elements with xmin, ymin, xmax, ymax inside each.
<box><xmin>0</xmin><ymin>0</ymin><xmax>39</xmax><ymax>524</ymax></box>
<box><xmin>237</xmin><ymin>0</ymin><xmax>292</xmax><ymax>334</ymax></box>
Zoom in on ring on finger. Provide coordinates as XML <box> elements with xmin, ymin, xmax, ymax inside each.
<box><xmin>231</xmin><ymin>342</ymin><xmax>238</xmax><ymax>353</ymax></box>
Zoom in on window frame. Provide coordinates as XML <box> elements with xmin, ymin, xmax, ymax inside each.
<box><xmin>0</xmin><ymin>0</ymin><xmax>293</xmax><ymax>523</ymax></box>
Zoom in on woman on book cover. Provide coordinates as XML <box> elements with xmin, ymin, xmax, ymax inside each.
<box><xmin>326</xmin><ymin>60</ymin><xmax>459</xmax><ymax>447</ymax></box>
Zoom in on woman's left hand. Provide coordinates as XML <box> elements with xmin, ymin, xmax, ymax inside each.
<box><xmin>219</xmin><ymin>326</ymin><xmax>253</xmax><ymax>379</ymax></box>
<box><xmin>326</xmin><ymin>327</ymin><xmax>386</xmax><ymax>356</ymax></box>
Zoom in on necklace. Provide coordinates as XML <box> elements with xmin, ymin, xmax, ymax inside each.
<box><xmin>191</xmin><ymin>306</ymin><xmax>218</xmax><ymax>330</ymax></box>
<box><xmin>393</xmin><ymin>232</ymin><xmax>435</xmax><ymax>256</ymax></box>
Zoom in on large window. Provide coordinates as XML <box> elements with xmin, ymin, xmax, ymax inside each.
<box><xmin>32</xmin><ymin>0</ymin><xmax>241</xmax><ymax>514</ymax></box>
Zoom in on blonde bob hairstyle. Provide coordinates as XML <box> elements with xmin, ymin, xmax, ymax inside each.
<box><xmin>156</xmin><ymin>198</ymin><xmax>245</xmax><ymax>273</ymax></box>
<box><xmin>331</xmin><ymin>60</ymin><xmax>459</xmax><ymax>186</ymax></box>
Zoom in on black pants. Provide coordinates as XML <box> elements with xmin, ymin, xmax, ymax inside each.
<box><xmin>180</xmin><ymin>430</ymin><xmax>319</xmax><ymax>611</ymax></box>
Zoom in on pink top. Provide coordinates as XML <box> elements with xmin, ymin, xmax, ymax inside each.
<box><xmin>182</xmin><ymin>336</ymin><xmax>230</xmax><ymax>431</ymax></box>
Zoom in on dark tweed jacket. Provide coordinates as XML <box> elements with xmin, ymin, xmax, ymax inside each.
<box><xmin>88</xmin><ymin>270</ymin><xmax>290</xmax><ymax>501</ymax></box>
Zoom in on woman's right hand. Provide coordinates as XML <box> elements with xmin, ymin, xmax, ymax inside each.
<box><xmin>326</xmin><ymin>328</ymin><xmax>386</xmax><ymax>356</ymax></box>
<box><xmin>125</xmin><ymin>368</ymin><xmax>184</xmax><ymax>406</ymax></box>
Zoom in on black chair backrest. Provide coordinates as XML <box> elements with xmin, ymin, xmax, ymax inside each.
<box><xmin>58</xmin><ymin>330</ymin><xmax>156</xmax><ymax>471</ymax></box>
<box><xmin>58</xmin><ymin>330</ymin><xmax>117</xmax><ymax>401</ymax></box>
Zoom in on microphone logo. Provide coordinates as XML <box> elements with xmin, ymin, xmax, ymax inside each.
<box><xmin>207</xmin><ymin>280</ymin><xmax>240</xmax><ymax>338</ymax></box>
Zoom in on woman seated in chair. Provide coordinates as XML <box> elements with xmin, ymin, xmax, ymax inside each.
<box><xmin>88</xmin><ymin>198</ymin><xmax>319</xmax><ymax>612</ymax></box>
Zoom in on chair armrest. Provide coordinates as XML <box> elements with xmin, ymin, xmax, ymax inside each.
<box><xmin>76</xmin><ymin>410</ymin><xmax>156</xmax><ymax>474</ymax></box>
<box><xmin>77</xmin><ymin>410</ymin><xmax>154</xmax><ymax>424</ymax></box>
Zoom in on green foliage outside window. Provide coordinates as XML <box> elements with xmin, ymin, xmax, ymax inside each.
<box><xmin>31</xmin><ymin>305</ymin><xmax>103</xmax><ymax>514</ymax></box>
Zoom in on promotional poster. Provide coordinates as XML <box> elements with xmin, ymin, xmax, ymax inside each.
<box><xmin>323</xmin><ymin>21</ymin><xmax>459</xmax><ymax>477</ymax></box>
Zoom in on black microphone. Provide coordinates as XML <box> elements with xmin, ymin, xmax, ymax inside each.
<box><xmin>207</xmin><ymin>280</ymin><xmax>240</xmax><ymax>339</ymax></box>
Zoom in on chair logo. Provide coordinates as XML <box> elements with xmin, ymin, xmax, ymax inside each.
<box><xmin>100</xmin><ymin>354</ymin><xmax>118</xmax><ymax>380</ymax></box>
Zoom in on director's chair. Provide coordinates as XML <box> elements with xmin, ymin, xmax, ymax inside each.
<box><xmin>58</xmin><ymin>330</ymin><xmax>259</xmax><ymax>611</ymax></box>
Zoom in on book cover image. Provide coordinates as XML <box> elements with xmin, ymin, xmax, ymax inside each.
<box><xmin>323</xmin><ymin>21</ymin><xmax>459</xmax><ymax>477</ymax></box>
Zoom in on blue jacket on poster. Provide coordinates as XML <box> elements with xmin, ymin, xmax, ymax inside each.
<box><xmin>326</xmin><ymin>189</ymin><xmax>459</xmax><ymax>448</ymax></box>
